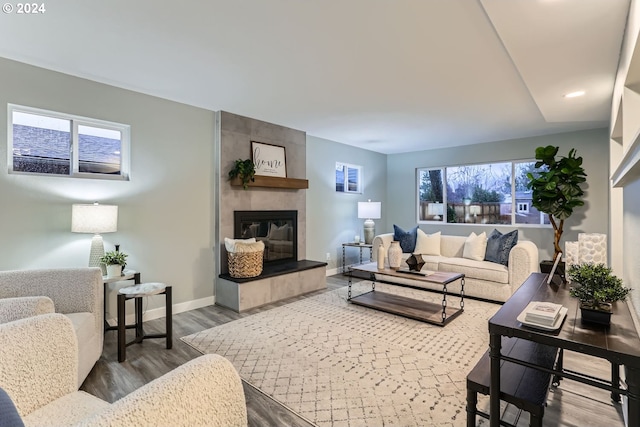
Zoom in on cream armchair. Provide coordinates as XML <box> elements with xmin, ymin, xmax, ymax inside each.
<box><xmin>0</xmin><ymin>313</ymin><xmax>248</xmax><ymax>427</ymax></box>
<box><xmin>0</xmin><ymin>268</ymin><xmax>103</xmax><ymax>387</ymax></box>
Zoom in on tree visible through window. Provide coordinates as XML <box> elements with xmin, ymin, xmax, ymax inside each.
<box><xmin>8</xmin><ymin>105</ymin><xmax>130</xmax><ymax>179</ymax></box>
<box><xmin>417</xmin><ymin>161</ymin><xmax>547</xmax><ymax>225</ymax></box>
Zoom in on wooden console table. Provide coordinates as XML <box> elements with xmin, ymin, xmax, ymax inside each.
<box><xmin>487</xmin><ymin>272</ymin><xmax>640</xmax><ymax>427</ymax></box>
<box><xmin>348</xmin><ymin>262</ymin><xmax>464</xmax><ymax>326</ymax></box>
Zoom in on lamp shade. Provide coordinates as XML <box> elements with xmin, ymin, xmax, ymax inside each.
<box><xmin>358</xmin><ymin>201</ymin><xmax>381</xmax><ymax>219</ymax></box>
<box><xmin>72</xmin><ymin>204</ymin><xmax>118</xmax><ymax>234</ymax></box>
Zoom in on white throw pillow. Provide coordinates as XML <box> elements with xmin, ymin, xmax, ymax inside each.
<box><xmin>462</xmin><ymin>232</ymin><xmax>487</xmax><ymax>261</ymax></box>
<box><xmin>414</xmin><ymin>229</ymin><xmax>441</xmax><ymax>255</ymax></box>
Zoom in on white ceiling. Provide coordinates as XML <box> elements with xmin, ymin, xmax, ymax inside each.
<box><xmin>0</xmin><ymin>0</ymin><xmax>630</xmax><ymax>154</ymax></box>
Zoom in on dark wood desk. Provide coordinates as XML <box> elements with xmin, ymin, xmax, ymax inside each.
<box><xmin>488</xmin><ymin>272</ymin><xmax>640</xmax><ymax>427</ymax></box>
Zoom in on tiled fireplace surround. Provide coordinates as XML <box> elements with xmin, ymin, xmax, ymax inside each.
<box><xmin>214</xmin><ymin>111</ymin><xmax>326</xmax><ymax>312</ymax></box>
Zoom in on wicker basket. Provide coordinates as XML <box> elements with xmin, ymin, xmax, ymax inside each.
<box><xmin>228</xmin><ymin>250</ymin><xmax>264</xmax><ymax>278</ymax></box>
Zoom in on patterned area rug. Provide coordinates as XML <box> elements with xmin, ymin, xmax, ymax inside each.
<box><xmin>181</xmin><ymin>282</ymin><xmax>501</xmax><ymax>427</ymax></box>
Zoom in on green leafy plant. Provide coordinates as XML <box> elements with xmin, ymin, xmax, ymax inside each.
<box><xmin>568</xmin><ymin>263</ymin><xmax>630</xmax><ymax>311</ymax></box>
<box><xmin>526</xmin><ymin>145</ymin><xmax>587</xmax><ymax>259</ymax></box>
<box><xmin>228</xmin><ymin>159</ymin><xmax>256</xmax><ymax>189</ymax></box>
<box><xmin>100</xmin><ymin>250</ymin><xmax>128</xmax><ymax>266</ymax></box>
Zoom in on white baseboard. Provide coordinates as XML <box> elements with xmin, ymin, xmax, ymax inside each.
<box><xmin>325</xmin><ymin>266</ymin><xmax>340</xmax><ymax>276</ymax></box>
<box><xmin>107</xmin><ymin>295</ymin><xmax>215</xmax><ymax>326</ymax></box>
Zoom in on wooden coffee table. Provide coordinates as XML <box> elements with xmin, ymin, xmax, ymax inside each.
<box><xmin>348</xmin><ymin>262</ymin><xmax>464</xmax><ymax>326</ymax></box>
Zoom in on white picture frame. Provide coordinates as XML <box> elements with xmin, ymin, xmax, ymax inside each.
<box><xmin>251</xmin><ymin>141</ymin><xmax>287</xmax><ymax>178</ymax></box>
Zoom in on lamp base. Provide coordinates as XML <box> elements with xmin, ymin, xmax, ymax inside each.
<box><xmin>363</xmin><ymin>219</ymin><xmax>375</xmax><ymax>245</ymax></box>
<box><xmin>89</xmin><ymin>234</ymin><xmax>107</xmax><ymax>276</ymax></box>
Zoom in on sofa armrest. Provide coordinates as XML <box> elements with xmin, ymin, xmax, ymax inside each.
<box><xmin>79</xmin><ymin>354</ymin><xmax>247</xmax><ymax>427</ymax></box>
<box><xmin>372</xmin><ymin>233</ymin><xmax>394</xmax><ymax>261</ymax></box>
<box><xmin>0</xmin><ymin>313</ymin><xmax>78</xmax><ymax>417</ymax></box>
<box><xmin>0</xmin><ymin>296</ymin><xmax>55</xmax><ymax>323</ymax></box>
<box><xmin>508</xmin><ymin>240</ymin><xmax>539</xmax><ymax>292</ymax></box>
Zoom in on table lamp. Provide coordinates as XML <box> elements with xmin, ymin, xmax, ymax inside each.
<box><xmin>72</xmin><ymin>203</ymin><xmax>118</xmax><ymax>274</ymax></box>
<box><xmin>358</xmin><ymin>200</ymin><xmax>381</xmax><ymax>244</ymax></box>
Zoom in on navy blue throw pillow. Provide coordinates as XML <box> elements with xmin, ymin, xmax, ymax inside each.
<box><xmin>484</xmin><ymin>229</ymin><xmax>518</xmax><ymax>266</ymax></box>
<box><xmin>0</xmin><ymin>387</ymin><xmax>24</xmax><ymax>427</ymax></box>
<box><xmin>393</xmin><ymin>224</ymin><xmax>418</xmax><ymax>253</ymax></box>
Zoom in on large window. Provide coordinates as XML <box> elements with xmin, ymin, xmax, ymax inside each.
<box><xmin>336</xmin><ymin>162</ymin><xmax>362</xmax><ymax>193</ymax></box>
<box><xmin>8</xmin><ymin>104</ymin><xmax>130</xmax><ymax>179</ymax></box>
<box><xmin>417</xmin><ymin>160</ymin><xmax>547</xmax><ymax>225</ymax></box>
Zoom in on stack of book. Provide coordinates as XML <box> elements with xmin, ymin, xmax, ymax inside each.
<box><xmin>522</xmin><ymin>301</ymin><xmax>564</xmax><ymax>327</ymax></box>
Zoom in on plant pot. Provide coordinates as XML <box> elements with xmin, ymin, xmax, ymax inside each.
<box><xmin>580</xmin><ymin>303</ymin><xmax>612</xmax><ymax>326</ymax></box>
<box><xmin>106</xmin><ymin>264</ymin><xmax>122</xmax><ymax>278</ymax></box>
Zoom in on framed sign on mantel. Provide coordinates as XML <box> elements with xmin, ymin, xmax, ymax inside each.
<box><xmin>251</xmin><ymin>141</ymin><xmax>287</xmax><ymax>178</ymax></box>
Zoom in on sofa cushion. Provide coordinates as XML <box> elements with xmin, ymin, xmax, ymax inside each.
<box><xmin>440</xmin><ymin>235</ymin><xmax>466</xmax><ymax>258</ymax></box>
<box><xmin>0</xmin><ymin>387</ymin><xmax>24</xmax><ymax>427</ymax></box>
<box><xmin>393</xmin><ymin>225</ymin><xmax>418</xmax><ymax>253</ymax></box>
<box><xmin>462</xmin><ymin>232</ymin><xmax>487</xmax><ymax>261</ymax></box>
<box><xmin>438</xmin><ymin>257</ymin><xmax>509</xmax><ymax>284</ymax></box>
<box><xmin>485</xmin><ymin>229</ymin><xmax>518</xmax><ymax>266</ymax></box>
<box><xmin>414</xmin><ymin>230</ymin><xmax>441</xmax><ymax>256</ymax></box>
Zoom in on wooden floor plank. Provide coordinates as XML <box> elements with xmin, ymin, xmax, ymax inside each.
<box><xmin>81</xmin><ymin>274</ymin><xmax>625</xmax><ymax>427</ymax></box>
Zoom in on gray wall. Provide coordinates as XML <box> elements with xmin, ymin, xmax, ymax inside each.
<box><xmin>306</xmin><ymin>136</ymin><xmax>387</xmax><ymax>271</ymax></box>
<box><xmin>385</xmin><ymin>128</ymin><xmax>610</xmax><ymax>261</ymax></box>
<box><xmin>0</xmin><ymin>57</ymin><xmax>216</xmax><ymax>317</ymax></box>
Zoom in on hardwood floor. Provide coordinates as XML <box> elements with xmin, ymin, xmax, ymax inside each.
<box><xmin>81</xmin><ymin>274</ymin><xmax>626</xmax><ymax>427</ymax></box>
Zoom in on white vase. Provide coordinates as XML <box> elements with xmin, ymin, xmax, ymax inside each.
<box><xmin>388</xmin><ymin>241</ymin><xmax>402</xmax><ymax>270</ymax></box>
<box><xmin>106</xmin><ymin>264</ymin><xmax>122</xmax><ymax>278</ymax></box>
<box><xmin>377</xmin><ymin>244</ymin><xmax>386</xmax><ymax>269</ymax></box>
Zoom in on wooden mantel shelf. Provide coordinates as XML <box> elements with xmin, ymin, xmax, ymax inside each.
<box><xmin>230</xmin><ymin>176</ymin><xmax>309</xmax><ymax>190</ymax></box>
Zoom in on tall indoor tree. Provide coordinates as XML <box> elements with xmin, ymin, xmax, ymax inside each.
<box><xmin>527</xmin><ymin>145</ymin><xmax>587</xmax><ymax>260</ymax></box>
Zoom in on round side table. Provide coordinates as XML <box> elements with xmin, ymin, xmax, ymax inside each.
<box><xmin>117</xmin><ymin>282</ymin><xmax>172</xmax><ymax>362</ymax></box>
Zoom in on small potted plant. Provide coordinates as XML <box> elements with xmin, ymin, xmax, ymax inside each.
<box><xmin>228</xmin><ymin>159</ymin><xmax>256</xmax><ymax>189</ymax></box>
<box><xmin>567</xmin><ymin>263</ymin><xmax>631</xmax><ymax>325</ymax></box>
<box><xmin>100</xmin><ymin>250</ymin><xmax>128</xmax><ymax>278</ymax></box>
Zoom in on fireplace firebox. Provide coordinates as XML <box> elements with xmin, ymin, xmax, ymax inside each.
<box><xmin>234</xmin><ymin>210</ymin><xmax>298</xmax><ymax>265</ymax></box>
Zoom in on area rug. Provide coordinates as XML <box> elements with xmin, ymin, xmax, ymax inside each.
<box><xmin>181</xmin><ymin>282</ymin><xmax>501</xmax><ymax>427</ymax></box>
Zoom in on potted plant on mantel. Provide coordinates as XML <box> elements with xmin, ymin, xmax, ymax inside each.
<box><xmin>568</xmin><ymin>263</ymin><xmax>631</xmax><ymax>326</ymax></box>
<box><xmin>228</xmin><ymin>159</ymin><xmax>256</xmax><ymax>189</ymax></box>
<box><xmin>526</xmin><ymin>145</ymin><xmax>587</xmax><ymax>275</ymax></box>
<box><xmin>100</xmin><ymin>250</ymin><xmax>128</xmax><ymax>278</ymax></box>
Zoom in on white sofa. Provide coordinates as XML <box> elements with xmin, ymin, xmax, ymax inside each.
<box><xmin>0</xmin><ymin>268</ymin><xmax>103</xmax><ymax>387</ymax></box>
<box><xmin>372</xmin><ymin>232</ymin><xmax>538</xmax><ymax>302</ymax></box>
<box><xmin>0</xmin><ymin>313</ymin><xmax>247</xmax><ymax>427</ymax></box>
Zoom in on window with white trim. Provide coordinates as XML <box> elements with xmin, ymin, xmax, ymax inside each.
<box><xmin>8</xmin><ymin>104</ymin><xmax>130</xmax><ymax>180</ymax></box>
<box><xmin>417</xmin><ymin>160</ymin><xmax>548</xmax><ymax>226</ymax></box>
<box><xmin>335</xmin><ymin>162</ymin><xmax>362</xmax><ymax>194</ymax></box>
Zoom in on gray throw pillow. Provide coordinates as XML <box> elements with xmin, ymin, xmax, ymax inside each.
<box><xmin>393</xmin><ymin>224</ymin><xmax>418</xmax><ymax>253</ymax></box>
<box><xmin>484</xmin><ymin>229</ymin><xmax>518</xmax><ymax>266</ymax></box>
<box><xmin>0</xmin><ymin>387</ymin><xmax>24</xmax><ymax>427</ymax></box>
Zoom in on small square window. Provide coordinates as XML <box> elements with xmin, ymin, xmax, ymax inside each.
<box><xmin>336</xmin><ymin>162</ymin><xmax>362</xmax><ymax>194</ymax></box>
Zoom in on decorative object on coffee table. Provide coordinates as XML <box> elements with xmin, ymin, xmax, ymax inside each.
<box><xmin>406</xmin><ymin>253</ymin><xmax>425</xmax><ymax>272</ymax></box>
<box><xmin>387</xmin><ymin>241</ymin><xmax>402</xmax><ymax>270</ymax></box>
<box><xmin>568</xmin><ymin>262</ymin><xmax>631</xmax><ymax>326</ymax></box>
<box><xmin>377</xmin><ymin>244</ymin><xmax>385</xmax><ymax>269</ymax></box>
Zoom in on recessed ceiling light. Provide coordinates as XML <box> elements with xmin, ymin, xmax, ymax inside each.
<box><xmin>564</xmin><ymin>90</ymin><xmax>585</xmax><ymax>98</ymax></box>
